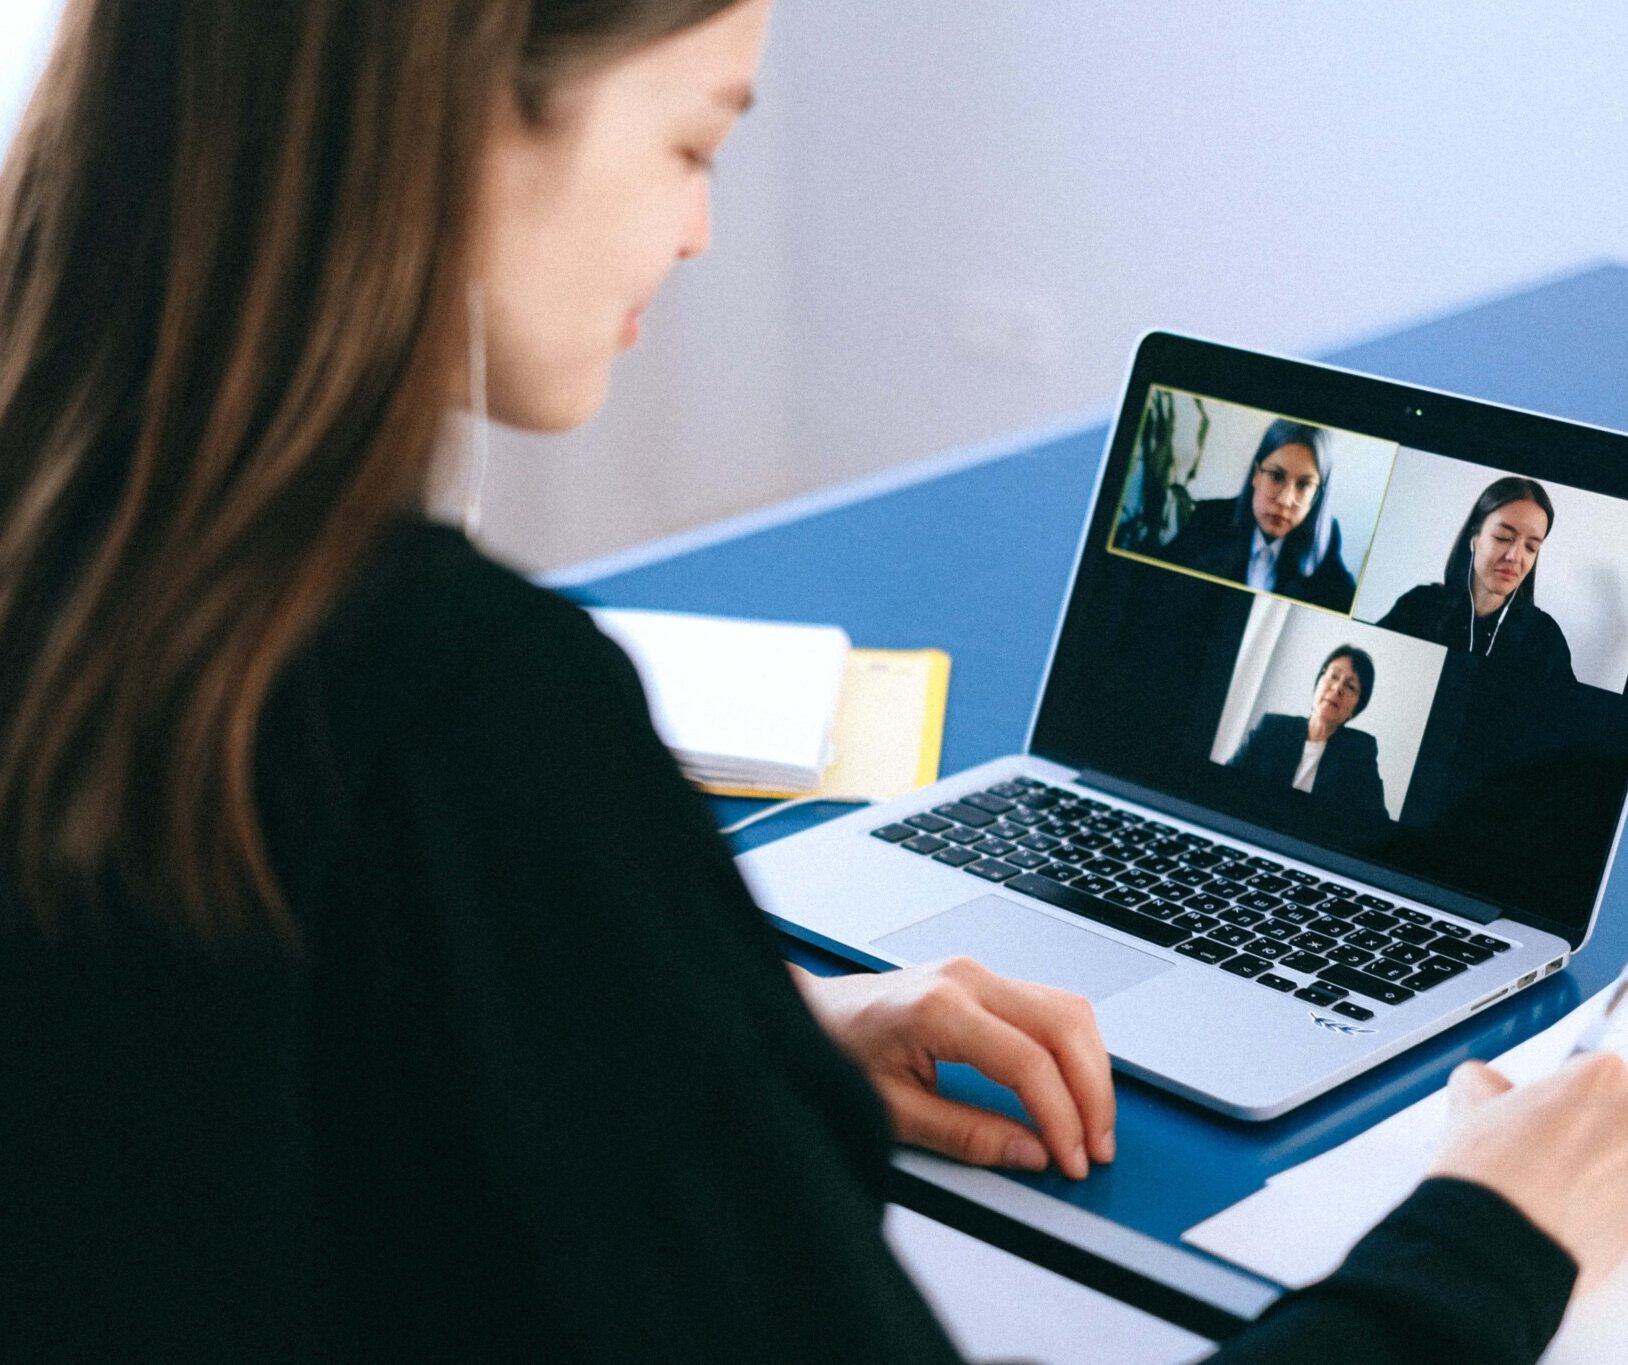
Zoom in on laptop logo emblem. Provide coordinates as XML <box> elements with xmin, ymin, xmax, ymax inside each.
<box><xmin>1310</xmin><ymin>1012</ymin><xmax>1375</xmax><ymax>1037</ymax></box>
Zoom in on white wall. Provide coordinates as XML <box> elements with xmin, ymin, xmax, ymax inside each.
<box><xmin>8</xmin><ymin>3</ymin><xmax>1627</xmax><ymax>573</ymax></box>
<box><xmin>512</xmin><ymin>0</ymin><xmax>1625</xmax><ymax>575</ymax></box>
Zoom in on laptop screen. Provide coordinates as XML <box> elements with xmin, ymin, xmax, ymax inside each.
<box><xmin>1033</xmin><ymin>333</ymin><xmax>1628</xmax><ymax>948</ymax></box>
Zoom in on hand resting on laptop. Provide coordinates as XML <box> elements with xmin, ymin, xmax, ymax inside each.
<box><xmin>791</xmin><ymin>957</ymin><xmax>1117</xmax><ymax>1181</ymax></box>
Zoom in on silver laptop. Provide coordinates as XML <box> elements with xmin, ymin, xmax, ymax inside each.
<box><xmin>738</xmin><ymin>331</ymin><xmax>1628</xmax><ymax>1119</ymax></box>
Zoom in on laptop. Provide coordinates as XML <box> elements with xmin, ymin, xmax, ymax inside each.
<box><xmin>738</xmin><ymin>331</ymin><xmax>1628</xmax><ymax>1120</ymax></box>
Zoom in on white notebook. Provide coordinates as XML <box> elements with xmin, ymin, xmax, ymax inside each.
<box><xmin>589</xmin><ymin>607</ymin><xmax>850</xmax><ymax>793</ymax></box>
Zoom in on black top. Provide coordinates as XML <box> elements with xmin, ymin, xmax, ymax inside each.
<box><xmin>1160</xmin><ymin>498</ymin><xmax>1357</xmax><ymax>613</ymax></box>
<box><xmin>1229</xmin><ymin>713</ymin><xmax>1388</xmax><ymax>825</ymax></box>
<box><xmin>1377</xmin><ymin>583</ymin><xmax>1576</xmax><ymax>684</ymax></box>
<box><xmin>0</xmin><ymin>522</ymin><xmax>1576</xmax><ymax>1361</ymax></box>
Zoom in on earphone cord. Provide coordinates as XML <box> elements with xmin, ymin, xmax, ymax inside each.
<box><xmin>463</xmin><ymin>284</ymin><xmax>491</xmax><ymax>538</ymax></box>
<box><xmin>1468</xmin><ymin>557</ymin><xmax>1513</xmax><ymax>657</ymax></box>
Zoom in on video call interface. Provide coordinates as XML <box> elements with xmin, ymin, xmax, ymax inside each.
<box><xmin>1043</xmin><ymin>382</ymin><xmax>1628</xmax><ymax>940</ymax></box>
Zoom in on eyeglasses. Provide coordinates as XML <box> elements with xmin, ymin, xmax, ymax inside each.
<box><xmin>1256</xmin><ymin>463</ymin><xmax>1321</xmax><ymax>505</ymax></box>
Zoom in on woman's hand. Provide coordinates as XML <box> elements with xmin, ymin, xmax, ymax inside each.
<box><xmin>791</xmin><ymin>957</ymin><xmax>1115</xmax><ymax>1180</ymax></box>
<box><xmin>1429</xmin><ymin>1052</ymin><xmax>1628</xmax><ymax>1295</ymax></box>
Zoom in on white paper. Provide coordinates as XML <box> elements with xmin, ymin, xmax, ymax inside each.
<box><xmin>589</xmin><ymin>607</ymin><xmax>849</xmax><ymax>790</ymax></box>
<box><xmin>1182</xmin><ymin>986</ymin><xmax>1626</xmax><ymax>1362</ymax></box>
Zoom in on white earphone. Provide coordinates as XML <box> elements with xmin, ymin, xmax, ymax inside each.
<box><xmin>1468</xmin><ymin>554</ymin><xmax>1512</xmax><ymax>657</ymax></box>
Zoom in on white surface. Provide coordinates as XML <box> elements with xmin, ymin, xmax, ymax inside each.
<box><xmin>587</xmin><ymin>607</ymin><xmax>848</xmax><ymax>790</ymax></box>
<box><xmin>1183</xmin><ymin>984</ymin><xmax>1628</xmax><ymax>1364</ymax></box>
<box><xmin>884</xmin><ymin>1204</ymin><xmax>1212</xmax><ymax>1365</ymax></box>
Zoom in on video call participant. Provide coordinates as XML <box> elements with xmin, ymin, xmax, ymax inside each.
<box><xmin>1159</xmin><ymin>420</ymin><xmax>1357</xmax><ymax>612</ymax></box>
<box><xmin>1228</xmin><ymin>646</ymin><xmax>1388</xmax><ymax>824</ymax></box>
<box><xmin>1376</xmin><ymin>477</ymin><xmax>1575</xmax><ymax>682</ymax></box>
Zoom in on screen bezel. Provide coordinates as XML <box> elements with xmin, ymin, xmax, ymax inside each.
<box><xmin>1028</xmin><ymin>330</ymin><xmax>1628</xmax><ymax>950</ymax></box>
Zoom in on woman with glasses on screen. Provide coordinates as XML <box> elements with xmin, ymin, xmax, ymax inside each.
<box><xmin>1162</xmin><ymin>420</ymin><xmax>1357</xmax><ymax>612</ymax></box>
<box><xmin>1</xmin><ymin>1</ymin><xmax>1626</xmax><ymax>1359</ymax></box>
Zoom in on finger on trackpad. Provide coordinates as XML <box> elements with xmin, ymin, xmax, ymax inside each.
<box><xmin>873</xmin><ymin>894</ymin><xmax>1173</xmax><ymax>1001</ymax></box>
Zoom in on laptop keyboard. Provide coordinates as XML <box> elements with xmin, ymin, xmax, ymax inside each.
<box><xmin>871</xmin><ymin>777</ymin><xmax>1513</xmax><ymax>1020</ymax></box>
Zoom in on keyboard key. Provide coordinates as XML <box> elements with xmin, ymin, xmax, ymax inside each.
<box><xmin>1175</xmin><ymin>938</ymin><xmax>1236</xmax><ymax>965</ymax></box>
<box><xmin>1431</xmin><ymin>920</ymin><xmax>1470</xmax><ymax>939</ymax></box>
<box><xmin>1430</xmin><ymin>937</ymin><xmax>1494</xmax><ymax>966</ymax></box>
<box><xmin>1284</xmin><ymin>886</ymin><xmax>1329</xmax><ymax>908</ymax></box>
<box><xmin>1380</xmin><ymin>942</ymin><xmax>1430</xmax><ymax>965</ymax></box>
<box><xmin>1249</xmin><ymin>939</ymin><xmax>1292</xmax><ymax>960</ymax></box>
<box><xmin>902</xmin><ymin>835</ymin><xmax>949</xmax><ymax>855</ymax></box>
<box><xmin>1258</xmin><ymin>920</ymin><xmax>1299</xmax><ymax>942</ymax></box>
<box><xmin>1401</xmin><ymin>960</ymin><xmax>1466</xmax><ymax>991</ymax></box>
<box><xmin>1346</xmin><ymin>930</ymin><xmax>1390</xmax><ymax>952</ymax></box>
<box><xmin>1245</xmin><ymin>855</ymin><xmax>1284</xmax><ymax>874</ymax></box>
<box><xmin>1017</xmin><ymin>833</ymin><xmax>1060</xmax><ymax>852</ymax></box>
<box><xmin>1356</xmin><ymin>894</ymin><xmax>1395</xmax><ymax>911</ymax></box>
<box><xmin>933</xmin><ymin>848</ymin><xmax>978</xmax><ymax>868</ymax></box>
<box><xmin>1170</xmin><ymin>866</ymin><xmax>1214</xmax><ymax>886</ymax></box>
<box><xmin>1211</xmin><ymin>925</ymin><xmax>1257</xmax><ymax>948</ymax></box>
<box><xmin>1319</xmin><ymin>964</ymin><xmax>1415</xmax><ymax>1005</ymax></box>
<box><xmin>1036</xmin><ymin>863</ymin><xmax>1078</xmax><ymax>883</ymax></box>
<box><xmin>1221</xmin><ymin>953</ymin><xmax>1270</xmax><ymax>978</ymax></box>
<box><xmin>1333</xmin><ymin>1002</ymin><xmax>1375</xmax><ymax>1022</ymax></box>
<box><xmin>1209</xmin><ymin>877</ymin><xmax>1248</xmax><ymax>898</ymax></box>
<box><xmin>1393</xmin><ymin>908</ymin><xmax>1431</xmax><ymax>925</ymax></box>
<box><xmin>963</xmin><ymin>792</ymin><xmax>1017</xmax><ymax>815</ymax></box>
<box><xmin>1119</xmin><ymin>869</ymin><xmax>1162</xmax><ymax>890</ymax></box>
<box><xmin>1182</xmin><ymin>850</ymin><xmax>1226</xmax><ymax>870</ymax></box>
<box><xmin>1185</xmin><ymin>894</ymin><xmax>1229</xmax><ymax>916</ymax></box>
<box><xmin>1004</xmin><ymin>873</ymin><xmax>1190</xmax><ymax>948</ymax></box>
<box><xmin>935</xmin><ymin>802</ymin><xmax>997</xmax><ymax>827</ymax></box>
<box><xmin>1308</xmin><ymin>915</ymin><xmax>1353</xmax><ymax>937</ymax></box>
<box><xmin>871</xmin><ymin>824</ymin><xmax>915</xmax><ymax>843</ymax></box>
<box><xmin>1236</xmin><ymin>891</ymin><xmax>1283</xmax><ymax>913</ymax></box>
<box><xmin>1147</xmin><ymin>881</ymin><xmax>1194</xmax><ymax>902</ymax></box>
<box><xmin>941</xmin><ymin>827</ymin><xmax>984</xmax><ymax>846</ymax></box>
<box><xmin>1282</xmin><ymin>950</ymin><xmax>1330</xmax><ymax>973</ymax></box>
<box><xmin>1249</xmin><ymin>874</ymin><xmax>1292</xmax><ymax>894</ymax></box>
<box><xmin>1104</xmin><ymin>886</ymin><xmax>1152</xmax><ymax>908</ymax></box>
<box><xmin>1005</xmin><ymin>849</ymin><xmax>1048</xmax><ymax>870</ymax></box>
<box><xmin>905</xmin><ymin>813</ymin><xmax>953</xmax><ymax>833</ymax></box>
<box><xmin>967</xmin><ymin>859</ymin><xmax>1021</xmax><ymax>883</ymax></box>
<box><xmin>986</xmin><ymin>822</ymin><xmax>1026</xmax><ymax>841</ymax></box>
<box><xmin>1353</xmin><ymin>910</ymin><xmax>1398</xmax><ymax>931</ymax></box>
<box><xmin>1328</xmin><ymin>945</ymin><xmax>1375</xmax><ymax>967</ymax></box>
<box><xmin>972</xmin><ymin>838</ymin><xmax>1015</xmax><ymax>857</ymax></box>
<box><xmin>1070</xmin><ymin>873</ymin><xmax>1115</xmax><ymax>896</ymax></box>
<box><xmin>1290</xmin><ymin>931</ymin><xmax>1337</xmax><ymax>955</ymax></box>
<box><xmin>1218</xmin><ymin>907</ymin><xmax>1266</xmax><ymax>927</ymax></box>
<box><xmin>1141</xmin><ymin>899</ymin><xmax>1185</xmax><ymax>920</ymax></box>
<box><xmin>1006</xmin><ymin>809</ymin><xmax>1045</xmax><ymax>828</ymax></box>
<box><xmin>1257</xmin><ymin>973</ymin><xmax>1298</xmax><ymax>993</ymax></box>
<box><xmin>1278</xmin><ymin>905</ymin><xmax>1319</xmax><ymax>925</ymax></box>
<box><xmin>1281</xmin><ymin>868</ymin><xmax>1319</xmax><ymax>885</ymax></box>
<box><xmin>1082</xmin><ymin>856</ymin><xmax>1128</xmax><ymax>877</ymax></box>
<box><xmin>1371</xmin><ymin>960</ymin><xmax>1416</xmax><ymax>983</ymax></box>
<box><xmin>1296</xmin><ymin>983</ymin><xmax>1348</xmax><ymax>1006</ymax></box>
<box><xmin>1171</xmin><ymin>911</ymin><xmax>1219</xmax><ymax>934</ymax></box>
<box><xmin>1470</xmin><ymin>934</ymin><xmax>1512</xmax><ymax>953</ymax></box>
<box><xmin>987</xmin><ymin>781</ymin><xmax>1026</xmax><ymax>798</ymax></box>
<box><xmin>1391</xmin><ymin>923</ymin><xmax>1436</xmax><ymax>946</ymax></box>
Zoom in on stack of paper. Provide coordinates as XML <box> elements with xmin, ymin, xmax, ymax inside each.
<box><xmin>1182</xmin><ymin>985</ymin><xmax>1628</xmax><ymax>1364</ymax></box>
<box><xmin>590</xmin><ymin>607</ymin><xmax>850</xmax><ymax>793</ymax></box>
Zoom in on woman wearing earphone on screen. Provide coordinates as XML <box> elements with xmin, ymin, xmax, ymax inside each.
<box><xmin>1377</xmin><ymin>477</ymin><xmax>1576</xmax><ymax>682</ymax></box>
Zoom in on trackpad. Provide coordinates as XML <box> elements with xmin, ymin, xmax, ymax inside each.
<box><xmin>873</xmin><ymin>894</ymin><xmax>1173</xmax><ymax>1002</ymax></box>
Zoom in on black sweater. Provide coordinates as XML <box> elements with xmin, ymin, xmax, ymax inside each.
<box><xmin>0</xmin><ymin>522</ymin><xmax>1576</xmax><ymax>1361</ymax></box>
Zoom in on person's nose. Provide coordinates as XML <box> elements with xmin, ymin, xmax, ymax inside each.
<box><xmin>678</xmin><ymin>179</ymin><xmax>712</xmax><ymax>261</ymax></box>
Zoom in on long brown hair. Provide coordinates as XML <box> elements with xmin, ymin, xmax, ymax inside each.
<box><xmin>0</xmin><ymin>0</ymin><xmax>738</xmax><ymax>944</ymax></box>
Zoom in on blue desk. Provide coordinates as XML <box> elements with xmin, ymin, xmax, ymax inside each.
<box><xmin>561</xmin><ymin>262</ymin><xmax>1628</xmax><ymax>1336</ymax></box>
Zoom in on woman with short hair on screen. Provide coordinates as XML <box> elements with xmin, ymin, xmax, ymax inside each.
<box><xmin>1162</xmin><ymin>419</ymin><xmax>1357</xmax><ymax>612</ymax></box>
<box><xmin>1377</xmin><ymin>476</ymin><xmax>1575</xmax><ymax>682</ymax></box>
<box><xmin>2</xmin><ymin>1</ymin><xmax>1628</xmax><ymax>1359</ymax></box>
<box><xmin>1228</xmin><ymin>646</ymin><xmax>1388</xmax><ymax>825</ymax></box>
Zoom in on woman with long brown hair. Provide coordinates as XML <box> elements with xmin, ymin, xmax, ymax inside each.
<box><xmin>1</xmin><ymin>2</ymin><xmax>1626</xmax><ymax>1359</ymax></box>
